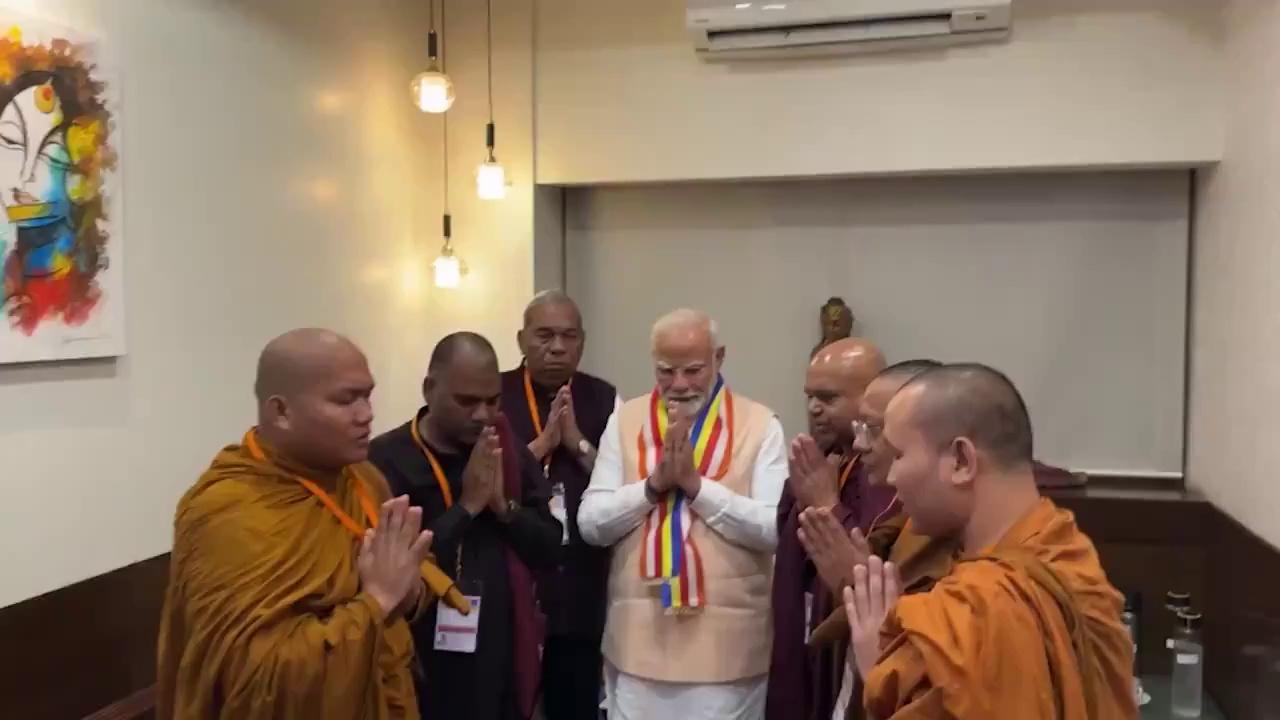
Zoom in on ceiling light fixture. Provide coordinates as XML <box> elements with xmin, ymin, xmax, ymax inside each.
<box><xmin>476</xmin><ymin>0</ymin><xmax>506</xmax><ymax>200</ymax></box>
<box><xmin>412</xmin><ymin>0</ymin><xmax>455</xmax><ymax>113</ymax></box>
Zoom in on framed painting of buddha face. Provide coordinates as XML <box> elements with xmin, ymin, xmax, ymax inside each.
<box><xmin>0</xmin><ymin>13</ymin><xmax>121</xmax><ymax>363</ymax></box>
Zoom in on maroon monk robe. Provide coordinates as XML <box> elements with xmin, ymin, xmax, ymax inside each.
<box><xmin>495</xmin><ymin>414</ymin><xmax>545</xmax><ymax>720</ymax></box>
<box><xmin>765</xmin><ymin>457</ymin><xmax>897</xmax><ymax>720</ymax></box>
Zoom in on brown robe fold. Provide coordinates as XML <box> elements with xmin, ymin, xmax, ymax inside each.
<box><xmin>156</xmin><ymin>437</ymin><xmax>465</xmax><ymax>720</ymax></box>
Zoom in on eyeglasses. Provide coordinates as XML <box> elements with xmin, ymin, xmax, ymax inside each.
<box><xmin>851</xmin><ymin>419</ymin><xmax>883</xmax><ymax>444</ymax></box>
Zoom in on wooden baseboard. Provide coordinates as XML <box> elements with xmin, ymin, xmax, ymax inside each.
<box><xmin>81</xmin><ymin>685</ymin><xmax>156</xmax><ymax>720</ymax></box>
<box><xmin>0</xmin><ymin>554</ymin><xmax>168</xmax><ymax>720</ymax></box>
<box><xmin>1202</xmin><ymin>505</ymin><xmax>1280</xmax><ymax>720</ymax></box>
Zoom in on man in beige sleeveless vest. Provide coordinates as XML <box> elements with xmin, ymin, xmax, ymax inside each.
<box><xmin>579</xmin><ymin>308</ymin><xmax>788</xmax><ymax>720</ymax></box>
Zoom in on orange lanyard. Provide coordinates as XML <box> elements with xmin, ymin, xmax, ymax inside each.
<box><xmin>409</xmin><ymin>417</ymin><xmax>468</xmax><ymax>578</ymax></box>
<box><xmin>409</xmin><ymin>416</ymin><xmax>455</xmax><ymax>508</ymax></box>
<box><xmin>523</xmin><ymin>368</ymin><xmax>547</xmax><ymax>437</ymax></box>
<box><xmin>244</xmin><ymin>429</ymin><xmax>378</xmax><ymax>538</ymax></box>
<box><xmin>837</xmin><ymin>456</ymin><xmax>856</xmax><ymax>491</ymax></box>
<box><xmin>524</xmin><ymin>368</ymin><xmax>570</xmax><ymax>470</ymax></box>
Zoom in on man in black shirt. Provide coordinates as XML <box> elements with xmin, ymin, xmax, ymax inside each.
<box><xmin>370</xmin><ymin>331</ymin><xmax>562</xmax><ymax>720</ymax></box>
<box><xmin>500</xmin><ymin>291</ymin><xmax>617</xmax><ymax>720</ymax></box>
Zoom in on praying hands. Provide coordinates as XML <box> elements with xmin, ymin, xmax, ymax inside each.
<box><xmin>647</xmin><ymin>412</ymin><xmax>699</xmax><ymax>500</ymax></box>
<box><xmin>797</xmin><ymin>506</ymin><xmax>872</xmax><ymax>593</ymax></box>
<box><xmin>843</xmin><ymin>556</ymin><xmax>902</xmax><ymax>680</ymax></box>
<box><xmin>787</xmin><ymin>434</ymin><xmax>840</xmax><ymax>510</ymax></box>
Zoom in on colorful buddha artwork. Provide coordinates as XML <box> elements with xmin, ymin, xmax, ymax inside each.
<box><xmin>0</xmin><ymin>18</ymin><xmax>121</xmax><ymax>363</ymax></box>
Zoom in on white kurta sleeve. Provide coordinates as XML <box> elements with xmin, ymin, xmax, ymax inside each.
<box><xmin>578</xmin><ymin>404</ymin><xmax>654</xmax><ymax>547</ymax></box>
<box><xmin>688</xmin><ymin>416</ymin><xmax>788</xmax><ymax>552</ymax></box>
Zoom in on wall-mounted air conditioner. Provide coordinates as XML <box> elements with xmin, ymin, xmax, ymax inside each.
<box><xmin>687</xmin><ymin>0</ymin><xmax>1012</xmax><ymax>56</ymax></box>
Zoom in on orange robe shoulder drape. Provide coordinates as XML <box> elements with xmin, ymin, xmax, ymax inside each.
<box><xmin>156</xmin><ymin>439</ymin><xmax>465</xmax><ymax>720</ymax></box>
<box><xmin>863</xmin><ymin>498</ymin><xmax>1137</xmax><ymax>720</ymax></box>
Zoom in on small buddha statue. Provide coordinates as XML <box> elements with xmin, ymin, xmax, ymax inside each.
<box><xmin>811</xmin><ymin>297</ymin><xmax>855</xmax><ymax>358</ymax></box>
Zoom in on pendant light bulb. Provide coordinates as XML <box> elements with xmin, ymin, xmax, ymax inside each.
<box><xmin>413</xmin><ymin>30</ymin><xmax>454</xmax><ymax>113</ymax></box>
<box><xmin>433</xmin><ymin>214</ymin><xmax>463</xmax><ymax>289</ymax></box>
<box><xmin>433</xmin><ymin>249</ymin><xmax>462</xmax><ymax>289</ymax></box>
<box><xmin>413</xmin><ymin>69</ymin><xmax>454</xmax><ymax>113</ymax></box>
<box><xmin>476</xmin><ymin>121</ymin><xmax>506</xmax><ymax>200</ymax></box>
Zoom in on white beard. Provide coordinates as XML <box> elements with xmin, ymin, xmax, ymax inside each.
<box><xmin>664</xmin><ymin>394</ymin><xmax>706</xmax><ymax>422</ymax></box>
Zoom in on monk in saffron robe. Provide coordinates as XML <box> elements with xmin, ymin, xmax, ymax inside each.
<box><xmin>157</xmin><ymin>328</ymin><xmax>466</xmax><ymax>720</ymax></box>
<box><xmin>841</xmin><ymin>363</ymin><xmax>1137</xmax><ymax>719</ymax></box>
<box><xmin>792</xmin><ymin>359</ymin><xmax>948</xmax><ymax>720</ymax></box>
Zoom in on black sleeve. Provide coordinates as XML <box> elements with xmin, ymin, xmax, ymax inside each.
<box><xmin>369</xmin><ymin>435</ymin><xmax>473</xmax><ymax>565</ymax></box>
<box><xmin>499</xmin><ymin>448</ymin><xmax>563</xmax><ymax>570</ymax></box>
<box><xmin>426</xmin><ymin>504</ymin><xmax>475</xmax><ymax>563</ymax></box>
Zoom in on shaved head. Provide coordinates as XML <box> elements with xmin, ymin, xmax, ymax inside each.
<box><xmin>878</xmin><ymin>358</ymin><xmax>943</xmax><ymax>384</ymax></box>
<box><xmin>423</xmin><ymin>331</ymin><xmax>502</xmax><ymax>447</ymax></box>
<box><xmin>882</xmin><ymin>363</ymin><xmax>1039</xmax><ymax>544</ymax></box>
<box><xmin>899</xmin><ymin>363</ymin><xmax>1033</xmax><ymax>469</ymax></box>
<box><xmin>804</xmin><ymin>337</ymin><xmax>885</xmax><ymax>452</ymax></box>
<box><xmin>856</xmin><ymin>358</ymin><xmax>940</xmax><ymax>483</ymax></box>
<box><xmin>255</xmin><ymin>328</ymin><xmax>364</xmax><ymax>403</ymax></box>
<box><xmin>428</xmin><ymin>332</ymin><xmax>499</xmax><ymax>378</ymax></box>
<box><xmin>863</xmin><ymin>359</ymin><xmax>943</xmax><ymax>409</ymax></box>
<box><xmin>254</xmin><ymin>328</ymin><xmax>375</xmax><ymax>471</ymax></box>
<box><xmin>809</xmin><ymin>337</ymin><xmax>886</xmax><ymax>381</ymax></box>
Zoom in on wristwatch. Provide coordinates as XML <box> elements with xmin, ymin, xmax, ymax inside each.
<box><xmin>497</xmin><ymin>498</ymin><xmax>520</xmax><ymax>522</ymax></box>
<box><xmin>577</xmin><ymin>438</ymin><xmax>594</xmax><ymax>456</ymax></box>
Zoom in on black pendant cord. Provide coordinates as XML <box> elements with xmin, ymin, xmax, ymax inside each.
<box><xmin>441</xmin><ymin>0</ymin><xmax>450</xmax><ymax>226</ymax></box>
<box><xmin>486</xmin><ymin>0</ymin><xmax>496</xmax><ymax>159</ymax></box>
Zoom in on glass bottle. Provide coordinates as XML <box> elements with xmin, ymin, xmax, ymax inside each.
<box><xmin>1121</xmin><ymin>592</ymin><xmax>1145</xmax><ymax>705</ymax></box>
<box><xmin>1170</xmin><ymin>609</ymin><xmax>1203</xmax><ymax>718</ymax></box>
<box><xmin>1164</xmin><ymin>590</ymin><xmax>1191</xmax><ymax>671</ymax></box>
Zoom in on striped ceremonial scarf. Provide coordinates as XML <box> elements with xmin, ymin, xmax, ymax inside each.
<box><xmin>637</xmin><ymin>376</ymin><xmax>735</xmax><ymax>612</ymax></box>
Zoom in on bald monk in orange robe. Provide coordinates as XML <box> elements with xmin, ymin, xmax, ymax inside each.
<box><xmin>841</xmin><ymin>363</ymin><xmax>1136</xmax><ymax>719</ymax></box>
<box><xmin>157</xmin><ymin>329</ymin><xmax>467</xmax><ymax>720</ymax></box>
<box><xmin>797</xmin><ymin>360</ymin><xmax>952</xmax><ymax>719</ymax></box>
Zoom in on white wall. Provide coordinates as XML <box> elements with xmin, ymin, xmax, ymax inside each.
<box><xmin>0</xmin><ymin>0</ymin><xmax>535</xmax><ymax>608</ymax></box>
<box><xmin>1188</xmin><ymin>1</ymin><xmax>1280</xmax><ymax>549</ymax></box>
<box><xmin>534</xmin><ymin>0</ymin><xmax>1224</xmax><ymax>185</ymax></box>
<box><xmin>567</xmin><ymin>171</ymin><xmax>1188</xmax><ymax>475</ymax></box>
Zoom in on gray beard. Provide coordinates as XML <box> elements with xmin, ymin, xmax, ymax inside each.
<box><xmin>664</xmin><ymin>395</ymin><xmax>706</xmax><ymax>421</ymax></box>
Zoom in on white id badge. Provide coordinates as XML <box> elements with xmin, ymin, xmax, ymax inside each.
<box><xmin>804</xmin><ymin>591</ymin><xmax>814</xmax><ymax>642</ymax></box>
<box><xmin>550</xmin><ymin>482</ymin><xmax>569</xmax><ymax>545</ymax></box>
<box><xmin>434</xmin><ymin>594</ymin><xmax>482</xmax><ymax>653</ymax></box>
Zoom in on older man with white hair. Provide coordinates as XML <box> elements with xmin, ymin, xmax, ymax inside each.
<box><xmin>579</xmin><ymin>308</ymin><xmax>788</xmax><ymax>719</ymax></box>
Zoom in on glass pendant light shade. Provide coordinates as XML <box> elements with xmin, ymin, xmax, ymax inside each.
<box><xmin>413</xmin><ymin>28</ymin><xmax>453</xmax><ymax>113</ymax></box>
<box><xmin>412</xmin><ymin>68</ymin><xmax>454</xmax><ymax>113</ymax></box>
<box><xmin>433</xmin><ymin>250</ymin><xmax>461</xmax><ymax>288</ymax></box>
<box><xmin>476</xmin><ymin>159</ymin><xmax>506</xmax><ymax>200</ymax></box>
<box><xmin>433</xmin><ymin>214</ymin><xmax>463</xmax><ymax>289</ymax></box>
